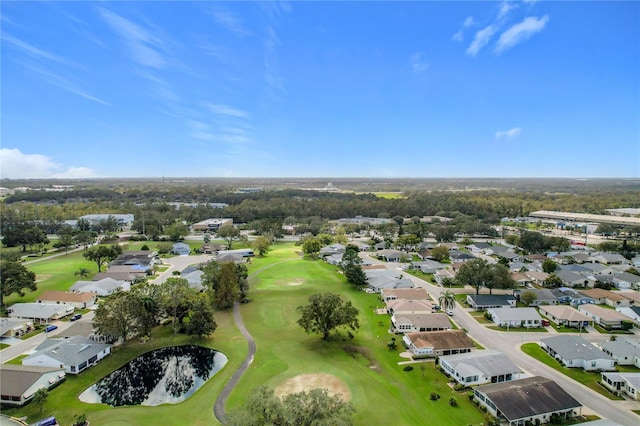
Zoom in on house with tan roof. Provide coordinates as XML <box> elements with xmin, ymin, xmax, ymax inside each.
<box><xmin>391</xmin><ymin>313</ymin><xmax>451</xmax><ymax>333</ymax></box>
<box><xmin>577</xmin><ymin>304</ymin><xmax>632</xmax><ymax>330</ymax></box>
<box><xmin>539</xmin><ymin>305</ymin><xmax>592</xmax><ymax>329</ymax></box>
<box><xmin>525</xmin><ymin>271</ymin><xmax>549</xmax><ymax>286</ymax></box>
<box><xmin>386</xmin><ymin>299</ymin><xmax>433</xmax><ymax>315</ymax></box>
<box><xmin>402</xmin><ymin>330</ymin><xmax>475</xmax><ymax>358</ymax></box>
<box><xmin>37</xmin><ymin>291</ymin><xmax>97</xmax><ymax>309</ymax></box>
<box><xmin>578</xmin><ymin>289</ymin><xmax>632</xmax><ymax>308</ymax></box>
<box><xmin>0</xmin><ymin>365</ymin><xmax>66</xmax><ymax>406</ymax></box>
<box><xmin>380</xmin><ymin>287</ymin><xmax>429</xmax><ymax>302</ymax></box>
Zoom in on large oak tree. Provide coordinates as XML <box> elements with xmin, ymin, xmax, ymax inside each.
<box><xmin>297</xmin><ymin>293</ymin><xmax>359</xmax><ymax>341</ymax></box>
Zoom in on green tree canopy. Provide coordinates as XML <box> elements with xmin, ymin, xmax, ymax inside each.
<box><xmin>455</xmin><ymin>259</ymin><xmax>515</xmax><ymax>295</ymax></box>
<box><xmin>542</xmin><ymin>259</ymin><xmax>557</xmax><ymax>273</ymax></box>
<box><xmin>186</xmin><ymin>295</ymin><xmax>217</xmax><ymax>338</ymax></box>
<box><xmin>82</xmin><ymin>244</ymin><xmax>123</xmax><ymax>272</ymax></box>
<box><xmin>297</xmin><ymin>293</ymin><xmax>359</xmax><ymax>341</ymax></box>
<box><xmin>227</xmin><ymin>386</ymin><xmax>355</xmax><ymax>426</ymax></box>
<box><xmin>251</xmin><ymin>235</ymin><xmax>271</xmax><ymax>256</ymax></box>
<box><xmin>438</xmin><ymin>290</ymin><xmax>456</xmax><ymax>312</ymax></box>
<box><xmin>0</xmin><ymin>260</ymin><xmax>37</xmax><ymax>308</ymax></box>
<box><xmin>218</xmin><ymin>225</ymin><xmax>241</xmax><ymax>250</ymax></box>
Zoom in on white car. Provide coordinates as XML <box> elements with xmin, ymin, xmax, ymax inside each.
<box><xmin>446</xmin><ymin>309</ymin><xmax>454</xmax><ymax>316</ymax></box>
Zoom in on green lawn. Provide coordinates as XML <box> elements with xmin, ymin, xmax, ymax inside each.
<box><xmin>469</xmin><ymin>311</ymin><xmax>492</xmax><ymax>324</ymax></box>
<box><xmin>4</xmin><ymin>242</ymin><xmax>489</xmax><ymax>425</ymax></box>
<box><xmin>4</xmin><ymin>354</ymin><xmax>28</xmax><ymax>365</ymax></box>
<box><xmin>487</xmin><ymin>326</ymin><xmax>547</xmax><ymax>332</ymax></box>
<box><xmin>226</xmin><ymin>243</ymin><xmax>488</xmax><ymax>425</ymax></box>
<box><xmin>0</xmin><ymin>343</ymin><xmax>9</xmax><ymax>350</ymax></box>
<box><xmin>520</xmin><ymin>343</ymin><xmax>622</xmax><ymax>400</ymax></box>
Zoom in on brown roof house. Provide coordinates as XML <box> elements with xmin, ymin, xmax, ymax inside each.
<box><xmin>473</xmin><ymin>376</ymin><xmax>582</xmax><ymax>425</ymax></box>
<box><xmin>0</xmin><ymin>365</ymin><xmax>66</xmax><ymax>406</ymax></box>
<box><xmin>402</xmin><ymin>330</ymin><xmax>475</xmax><ymax>358</ymax></box>
<box><xmin>37</xmin><ymin>291</ymin><xmax>97</xmax><ymax>309</ymax></box>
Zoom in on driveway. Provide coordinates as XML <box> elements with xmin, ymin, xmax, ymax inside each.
<box><xmin>151</xmin><ymin>254</ymin><xmax>213</xmax><ymax>284</ymax></box>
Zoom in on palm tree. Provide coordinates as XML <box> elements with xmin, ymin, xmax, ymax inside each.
<box><xmin>438</xmin><ymin>290</ymin><xmax>456</xmax><ymax>312</ymax></box>
<box><xmin>75</xmin><ymin>268</ymin><xmax>90</xmax><ymax>277</ymax></box>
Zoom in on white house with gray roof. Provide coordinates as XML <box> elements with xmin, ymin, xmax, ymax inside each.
<box><xmin>601</xmin><ymin>372</ymin><xmax>640</xmax><ymax>400</ymax></box>
<box><xmin>488</xmin><ymin>307</ymin><xmax>543</xmax><ymax>329</ymax></box>
<box><xmin>0</xmin><ymin>365</ymin><xmax>66</xmax><ymax>406</ymax></box>
<box><xmin>70</xmin><ymin>277</ymin><xmax>130</xmax><ymax>296</ymax></box>
<box><xmin>8</xmin><ymin>303</ymin><xmax>74</xmax><ymax>323</ymax></box>
<box><xmin>22</xmin><ymin>336</ymin><xmax>111</xmax><ymax>375</ymax></box>
<box><xmin>439</xmin><ymin>350</ymin><xmax>524</xmax><ymax>386</ymax></box>
<box><xmin>0</xmin><ymin>317</ymin><xmax>33</xmax><ymax>338</ymax></box>
<box><xmin>596</xmin><ymin>338</ymin><xmax>640</xmax><ymax>366</ymax></box>
<box><xmin>540</xmin><ymin>335</ymin><xmax>615</xmax><ymax>371</ymax></box>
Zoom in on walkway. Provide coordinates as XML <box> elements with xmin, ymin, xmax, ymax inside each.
<box><xmin>212</xmin><ymin>258</ymin><xmax>299</xmax><ymax>424</ymax></box>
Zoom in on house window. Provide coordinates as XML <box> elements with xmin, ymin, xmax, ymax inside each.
<box><xmin>591</xmin><ymin>361</ymin><xmax>597</xmax><ymax>368</ymax></box>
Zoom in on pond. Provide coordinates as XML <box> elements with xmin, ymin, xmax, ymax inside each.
<box><xmin>79</xmin><ymin>345</ymin><xmax>227</xmax><ymax>407</ymax></box>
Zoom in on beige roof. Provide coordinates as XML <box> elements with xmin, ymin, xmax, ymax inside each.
<box><xmin>580</xmin><ymin>289</ymin><xmax>627</xmax><ymax>301</ymax></box>
<box><xmin>405</xmin><ymin>330</ymin><xmax>475</xmax><ymax>350</ymax></box>
<box><xmin>619</xmin><ymin>291</ymin><xmax>640</xmax><ymax>303</ymax></box>
<box><xmin>579</xmin><ymin>304</ymin><xmax>632</xmax><ymax>321</ymax></box>
<box><xmin>394</xmin><ymin>313</ymin><xmax>451</xmax><ymax>330</ymax></box>
<box><xmin>526</xmin><ymin>271</ymin><xmax>549</xmax><ymax>281</ymax></box>
<box><xmin>0</xmin><ymin>365</ymin><xmax>64</xmax><ymax>396</ymax></box>
<box><xmin>387</xmin><ymin>299</ymin><xmax>433</xmax><ymax>313</ymax></box>
<box><xmin>381</xmin><ymin>288</ymin><xmax>429</xmax><ymax>301</ymax></box>
<box><xmin>539</xmin><ymin>305</ymin><xmax>591</xmax><ymax>322</ymax></box>
<box><xmin>38</xmin><ymin>291</ymin><xmax>96</xmax><ymax>303</ymax></box>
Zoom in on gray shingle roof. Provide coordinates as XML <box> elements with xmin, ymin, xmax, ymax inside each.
<box><xmin>440</xmin><ymin>350</ymin><xmax>521</xmax><ymax>377</ymax></box>
<box><xmin>26</xmin><ymin>336</ymin><xmax>110</xmax><ymax>367</ymax></box>
<box><xmin>540</xmin><ymin>335</ymin><xmax>613</xmax><ymax>362</ymax></box>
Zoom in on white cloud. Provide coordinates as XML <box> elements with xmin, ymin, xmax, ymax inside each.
<box><xmin>209</xmin><ymin>7</ymin><xmax>251</xmax><ymax>36</ymax></box>
<box><xmin>466</xmin><ymin>25</ymin><xmax>497</xmax><ymax>56</ymax></box>
<box><xmin>495</xmin><ymin>127</ymin><xmax>523</xmax><ymax>140</ymax></box>
<box><xmin>409</xmin><ymin>52</ymin><xmax>429</xmax><ymax>73</ymax></box>
<box><xmin>498</xmin><ymin>1</ymin><xmax>518</xmax><ymax>19</ymax></box>
<box><xmin>495</xmin><ymin>15</ymin><xmax>549</xmax><ymax>53</ymax></box>
<box><xmin>0</xmin><ymin>148</ymin><xmax>97</xmax><ymax>179</ymax></box>
<box><xmin>23</xmin><ymin>63</ymin><xmax>110</xmax><ymax>105</ymax></box>
<box><xmin>452</xmin><ymin>30</ymin><xmax>464</xmax><ymax>42</ymax></box>
<box><xmin>452</xmin><ymin>16</ymin><xmax>475</xmax><ymax>42</ymax></box>
<box><xmin>98</xmin><ymin>8</ymin><xmax>166</xmax><ymax>69</ymax></box>
<box><xmin>2</xmin><ymin>33</ymin><xmax>76</xmax><ymax>66</ymax></box>
<box><xmin>463</xmin><ymin>16</ymin><xmax>475</xmax><ymax>28</ymax></box>
<box><xmin>204</xmin><ymin>103</ymin><xmax>249</xmax><ymax>118</ymax></box>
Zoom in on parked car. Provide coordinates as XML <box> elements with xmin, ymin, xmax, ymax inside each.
<box><xmin>45</xmin><ymin>325</ymin><xmax>58</xmax><ymax>333</ymax></box>
<box><xmin>70</xmin><ymin>314</ymin><xmax>82</xmax><ymax>321</ymax></box>
<box><xmin>541</xmin><ymin>319</ymin><xmax>550</xmax><ymax>326</ymax></box>
<box><xmin>35</xmin><ymin>417</ymin><xmax>58</xmax><ymax>426</ymax></box>
<box><xmin>446</xmin><ymin>309</ymin><xmax>454</xmax><ymax>316</ymax></box>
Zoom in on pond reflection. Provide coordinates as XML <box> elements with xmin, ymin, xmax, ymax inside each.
<box><xmin>79</xmin><ymin>345</ymin><xmax>227</xmax><ymax>406</ymax></box>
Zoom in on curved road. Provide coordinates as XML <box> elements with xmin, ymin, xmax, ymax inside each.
<box><xmin>212</xmin><ymin>259</ymin><xmax>298</xmax><ymax>424</ymax></box>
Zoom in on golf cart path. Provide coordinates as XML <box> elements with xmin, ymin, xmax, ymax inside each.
<box><xmin>213</xmin><ymin>258</ymin><xmax>299</xmax><ymax>423</ymax></box>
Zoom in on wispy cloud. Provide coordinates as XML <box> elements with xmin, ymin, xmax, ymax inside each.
<box><xmin>1</xmin><ymin>33</ymin><xmax>75</xmax><ymax>66</ymax></box>
<box><xmin>0</xmin><ymin>148</ymin><xmax>97</xmax><ymax>179</ymax></box>
<box><xmin>466</xmin><ymin>25</ymin><xmax>498</xmax><ymax>56</ymax></box>
<box><xmin>498</xmin><ymin>1</ymin><xmax>518</xmax><ymax>20</ymax></box>
<box><xmin>98</xmin><ymin>7</ymin><xmax>166</xmax><ymax>69</ymax></box>
<box><xmin>209</xmin><ymin>7</ymin><xmax>251</xmax><ymax>36</ymax></box>
<box><xmin>495</xmin><ymin>15</ymin><xmax>549</xmax><ymax>53</ymax></box>
<box><xmin>452</xmin><ymin>16</ymin><xmax>475</xmax><ymax>42</ymax></box>
<box><xmin>204</xmin><ymin>103</ymin><xmax>249</xmax><ymax>118</ymax></box>
<box><xmin>264</xmin><ymin>26</ymin><xmax>286</xmax><ymax>95</ymax></box>
<box><xmin>496</xmin><ymin>127</ymin><xmax>522</xmax><ymax>140</ymax></box>
<box><xmin>409</xmin><ymin>52</ymin><xmax>429</xmax><ymax>73</ymax></box>
<box><xmin>23</xmin><ymin>62</ymin><xmax>110</xmax><ymax>105</ymax></box>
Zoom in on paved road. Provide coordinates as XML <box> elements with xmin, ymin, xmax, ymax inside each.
<box><xmin>151</xmin><ymin>254</ymin><xmax>213</xmax><ymax>284</ymax></box>
<box><xmin>363</xmin><ymin>254</ymin><xmax>640</xmax><ymax>425</ymax></box>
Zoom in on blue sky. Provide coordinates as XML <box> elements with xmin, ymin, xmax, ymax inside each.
<box><xmin>1</xmin><ymin>1</ymin><xmax>638</xmax><ymax>179</ymax></box>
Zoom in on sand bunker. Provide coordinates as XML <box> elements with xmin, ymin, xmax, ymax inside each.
<box><xmin>274</xmin><ymin>373</ymin><xmax>351</xmax><ymax>402</ymax></box>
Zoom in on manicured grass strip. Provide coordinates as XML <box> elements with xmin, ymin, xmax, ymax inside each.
<box><xmin>0</xmin><ymin>343</ymin><xmax>9</xmax><ymax>350</ymax></box>
<box><xmin>520</xmin><ymin>343</ymin><xmax>622</xmax><ymax>400</ymax></box>
<box><xmin>487</xmin><ymin>326</ymin><xmax>547</xmax><ymax>332</ymax></box>
<box><xmin>4</xmin><ymin>354</ymin><xmax>28</xmax><ymax>365</ymax></box>
<box><xmin>469</xmin><ymin>311</ymin><xmax>492</xmax><ymax>324</ymax></box>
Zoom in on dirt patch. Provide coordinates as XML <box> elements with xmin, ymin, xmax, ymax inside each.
<box><xmin>274</xmin><ymin>373</ymin><xmax>351</xmax><ymax>402</ymax></box>
<box><xmin>284</xmin><ymin>281</ymin><xmax>303</xmax><ymax>286</ymax></box>
<box><xmin>36</xmin><ymin>274</ymin><xmax>52</xmax><ymax>282</ymax></box>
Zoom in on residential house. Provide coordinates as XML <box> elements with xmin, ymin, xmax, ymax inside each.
<box><xmin>485</xmin><ymin>245</ymin><xmax>510</xmax><ymax>256</ymax></box>
<box><xmin>319</xmin><ymin>244</ymin><xmax>346</xmax><ymax>257</ymax></box>
<box><xmin>434</xmin><ymin>268</ymin><xmax>456</xmax><ymax>285</ymax></box>
<box><xmin>600</xmin><ymin>372</ymin><xmax>640</xmax><ymax>400</ymax></box>
<box><xmin>450</xmin><ymin>251</ymin><xmax>476</xmax><ymax>263</ymax></box>
<box><xmin>109</xmin><ymin>251</ymin><xmax>157</xmax><ymax>271</ymax></box>
<box><xmin>402</xmin><ymin>330</ymin><xmax>475</xmax><ymax>358</ymax></box>
<box><xmin>515</xmin><ymin>288</ymin><xmax>558</xmax><ymax>306</ymax></box>
<box><xmin>617</xmin><ymin>306</ymin><xmax>640</xmax><ymax>326</ymax></box>
<box><xmin>171</xmin><ymin>242</ymin><xmax>191</xmax><ymax>256</ymax></box>
<box><xmin>391</xmin><ymin>313</ymin><xmax>451</xmax><ymax>333</ymax></box>
<box><xmin>596</xmin><ymin>338</ymin><xmax>640</xmax><ymax>366</ymax></box>
<box><xmin>510</xmin><ymin>272</ymin><xmax>532</xmax><ymax>287</ymax></box>
<box><xmin>550</xmin><ymin>287</ymin><xmax>594</xmax><ymax>305</ymax></box>
<box><xmin>488</xmin><ymin>307</ymin><xmax>542</xmax><ymax>328</ymax></box>
<box><xmin>37</xmin><ymin>291</ymin><xmax>97</xmax><ymax>310</ymax></box>
<box><xmin>555</xmin><ymin>270</ymin><xmax>594</xmax><ymax>288</ymax></box>
<box><xmin>0</xmin><ymin>365</ymin><xmax>66</xmax><ymax>406</ymax></box>
<box><xmin>0</xmin><ymin>317</ymin><xmax>33</xmax><ymax>338</ymax></box>
<box><xmin>540</xmin><ymin>335</ymin><xmax>616</xmax><ymax>371</ymax></box>
<box><xmin>200</xmin><ymin>243</ymin><xmax>224</xmax><ymax>255</ymax></box>
<box><xmin>439</xmin><ymin>350</ymin><xmax>523</xmax><ymax>386</ymax></box>
<box><xmin>191</xmin><ymin>218</ymin><xmax>233</xmax><ymax>232</ymax></box>
<box><xmin>325</xmin><ymin>253</ymin><xmax>344</xmax><ymax>266</ymax></box>
<box><xmin>216</xmin><ymin>253</ymin><xmax>244</xmax><ymax>263</ymax></box>
<box><xmin>466</xmin><ymin>294</ymin><xmax>516</xmax><ymax>311</ymax></box>
<box><xmin>497</xmin><ymin>251</ymin><xmax>522</xmax><ymax>263</ymax></box>
<box><xmin>581</xmin><ymin>263</ymin><xmax>608</xmax><ymax>275</ymax></box>
<box><xmin>578</xmin><ymin>304</ymin><xmax>632</xmax><ymax>330</ymax></box>
<box><xmin>509</xmin><ymin>262</ymin><xmax>528</xmax><ymax>273</ymax></box>
<box><xmin>411</xmin><ymin>260</ymin><xmax>446</xmax><ymax>274</ymax></box>
<box><xmin>578</xmin><ymin>289</ymin><xmax>631</xmax><ymax>308</ymax></box>
<box><xmin>377</xmin><ymin>249</ymin><xmax>404</xmax><ymax>262</ymax></box>
<box><xmin>386</xmin><ymin>299</ymin><xmax>433</xmax><ymax>315</ymax></box>
<box><xmin>465</xmin><ymin>242</ymin><xmax>492</xmax><ymax>253</ymax></box>
<box><xmin>70</xmin><ymin>278</ymin><xmax>130</xmax><ymax>296</ymax></box>
<box><xmin>525</xmin><ymin>271</ymin><xmax>549</xmax><ymax>286</ymax></box>
<box><xmin>473</xmin><ymin>376</ymin><xmax>582</xmax><ymax>425</ymax></box>
<box><xmin>606</xmin><ymin>272</ymin><xmax>640</xmax><ymax>290</ymax></box>
<box><xmin>380</xmin><ymin>288</ymin><xmax>430</xmax><ymax>302</ymax></box>
<box><xmin>22</xmin><ymin>336</ymin><xmax>111</xmax><ymax>375</ymax></box>
<box><xmin>8</xmin><ymin>303</ymin><xmax>74</xmax><ymax>323</ymax></box>
<box><xmin>181</xmin><ymin>266</ymin><xmax>205</xmax><ymax>291</ymax></box>
<box><xmin>591</xmin><ymin>253</ymin><xmax>629</xmax><ymax>265</ymax></box>
<box><xmin>538</xmin><ymin>305</ymin><xmax>592</xmax><ymax>329</ymax></box>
